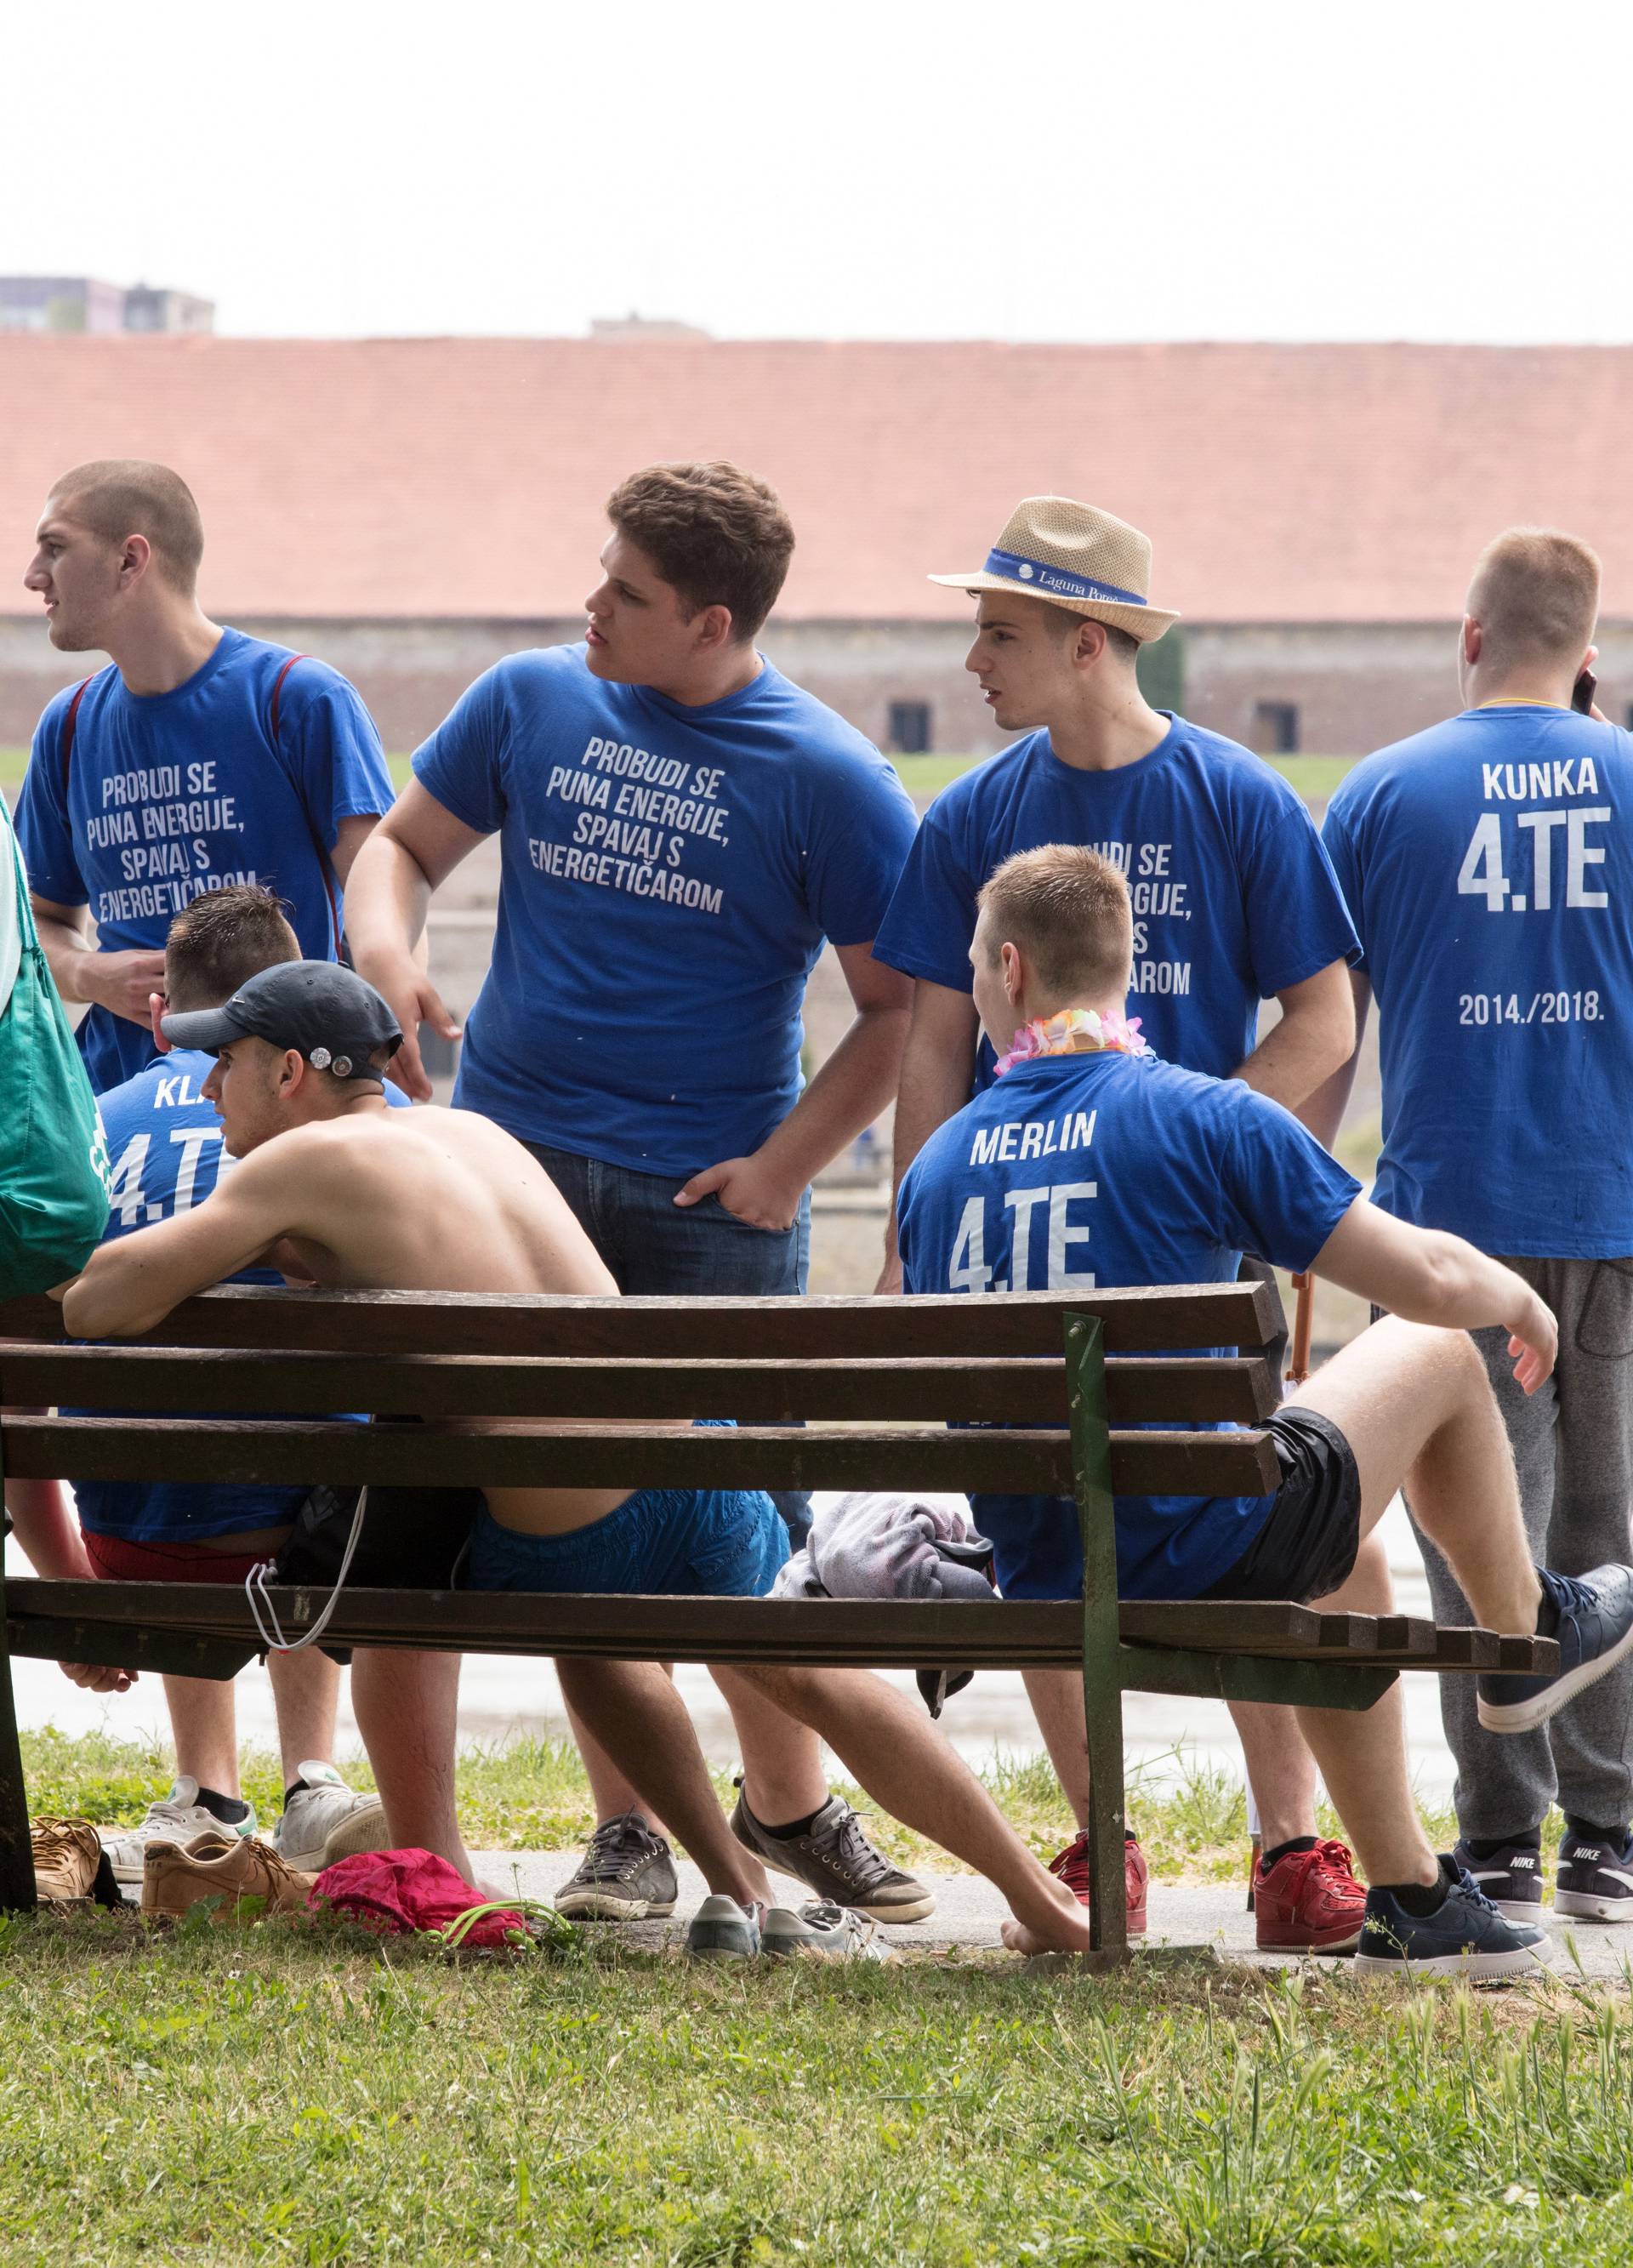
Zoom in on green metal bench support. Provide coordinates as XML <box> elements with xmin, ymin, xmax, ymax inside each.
<box><xmin>1067</xmin><ymin>1313</ymin><xmax>1128</xmax><ymax>1959</ymax></box>
<box><xmin>1065</xmin><ymin>1312</ymin><xmax>1397</xmax><ymax>1963</ymax></box>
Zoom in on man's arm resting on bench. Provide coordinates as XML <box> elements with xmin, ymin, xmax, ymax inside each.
<box><xmin>53</xmin><ymin>1145</ymin><xmax>308</xmax><ymax>1340</ymax></box>
<box><xmin>1311</xmin><ymin>1194</ymin><xmax>1556</xmax><ymax>1392</ymax></box>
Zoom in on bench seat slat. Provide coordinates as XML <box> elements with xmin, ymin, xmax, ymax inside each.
<box><xmin>3</xmin><ymin>1581</ymin><xmax>1559</xmax><ymax>1677</ymax></box>
<box><xmin>0</xmin><ymin>1279</ymin><xmax>1279</xmax><ymax>1358</ymax></box>
<box><xmin>1</xmin><ymin>1416</ymin><xmax>1283</xmax><ymax>1495</ymax></box>
<box><xmin>0</xmin><ymin>1348</ymin><xmax>1277</xmax><ymax>1425</ymax></box>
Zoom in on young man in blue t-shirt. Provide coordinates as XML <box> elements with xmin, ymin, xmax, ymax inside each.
<box><xmin>344</xmin><ymin>460</ymin><xmax>929</xmax><ymax>1925</ymax></box>
<box><xmin>4</xmin><ymin>885</ymin><xmax>390</xmax><ymax>1882</ymax></box>
<box><xmin>874</xmin><ymin>495</ymin><xmax>1363</xmax><ymax>1949</ymax></box>
<box><xmin>898</xmin><ymin>841</ymin><xmax>1633</xmax><ymax>1975</ymax></box>
<box><xmin>1317</xmin><ymin>527</ymin><xmax>1633</xmax><ymax>1928</ymax></box>
<box><xmin>16</xmin><ymin>459</ymin><xmax>395</xmax><ymax>1093</ymax></box>
<box><xmin>60</xmin><ymin>958</ymin><xmax>1112</xmax><ymax>1961</ymax></box>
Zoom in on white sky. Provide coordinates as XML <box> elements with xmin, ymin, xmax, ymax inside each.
<box><xmin>8</xmin><ymin>0</ymin><xmax>1631</xmax><ymax>344</ymax></box>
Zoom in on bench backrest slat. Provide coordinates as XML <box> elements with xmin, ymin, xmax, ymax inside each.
<box><xmin>5</xmin><ymin>1415</ymin><xmax>1283</xmax><ymax>1496</ymax></box>
<box><xmin>0</xmin><ymin>1347</ymin><xmax>1276</xmax><ymax>1425</ymax></box>
<box><xmin>0</xmin><ymin>1279</ymin><xmax>1278</xmax><ymax>1358</ymax></box>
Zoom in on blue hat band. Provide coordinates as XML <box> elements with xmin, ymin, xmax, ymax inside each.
<box><xmin>983</xmin><ymin>545</ymin><xmax>1147</xmax><ymax>608</ymax></box>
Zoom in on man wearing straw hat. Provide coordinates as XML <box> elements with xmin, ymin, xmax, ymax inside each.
<box><xmin>873</xmin><ymin>496</ymin><xmax>1363</xmax><ymax>1952</ymax></box>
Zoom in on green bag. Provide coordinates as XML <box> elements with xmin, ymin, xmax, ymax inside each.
<box><xmin>0</xmin><ymin>824</ymin><xmax>111</xmax><ymax>1294</ymax></box>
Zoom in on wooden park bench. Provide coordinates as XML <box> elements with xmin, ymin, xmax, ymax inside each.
<box><xmin>0</xmin><ymin>1279</ymin><xmax>1557</xmax><ymax>1958</ymax></box>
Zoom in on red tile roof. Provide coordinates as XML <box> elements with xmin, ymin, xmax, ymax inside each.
<box><xmin>4</xmin><ymin>336</ymin><xmax>1630</xmax><ymax>624</ymax></box>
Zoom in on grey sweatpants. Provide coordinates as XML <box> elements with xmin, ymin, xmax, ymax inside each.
<box><xmin>1408</xmin><ymin>1254</ymin><xmax>1633</xmax><ymax>1840</ymax></box>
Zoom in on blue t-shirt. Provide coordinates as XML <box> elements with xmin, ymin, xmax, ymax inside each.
<box><xmin>15</xmin><ymin>630</ymin><xmax>394</xmax><ymax>1093</ymax></box>
<box><xmin>413</xmin><ymin>644</ymin><xmax>919</xmax><ymax>1176</ymax></box>
<box><xmin>873</xmin><ymin>716</ymin><xmax>1357</xmax><ymax>1084</ymax></box>
<box><xmin>896</xmin><ymin>1049</ymin><xmax>1360</xmax><ymax>1598</ymax></box>
<box><xmin>1323</xmin><ymin>706</ymin><xmax>1633</xmax><ymax>1257</ymax></box>
<box><xmin>71</xmin><ymin>1047</ymin><xmax>407</xmax><ymax>1543</ymax></box>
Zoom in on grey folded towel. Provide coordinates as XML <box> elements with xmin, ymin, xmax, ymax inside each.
<box><xmin>771</xmin><ymin>1491</ymin><xmax>993</xmax><ymax>1603</ymax></box>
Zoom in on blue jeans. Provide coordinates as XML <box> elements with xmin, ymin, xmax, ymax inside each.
<box><xmin>522</xmin><ymin>1141</ymin><xmax>812</xmax><ymax>1547</ymax></box>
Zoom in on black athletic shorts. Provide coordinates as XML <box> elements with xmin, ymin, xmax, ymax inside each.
<box><xmin>1200</xmin><ymin>1405</ymin><xmax>1361</xmax><ymax>1605</ymax></box>
<box><xmin>271</xmin><ymin>1475</ymin><xmax>483</xmax><ymax>1665</ymax></box>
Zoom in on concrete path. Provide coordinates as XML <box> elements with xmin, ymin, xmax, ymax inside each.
<box><xmin>3</xmin><ymin>1498</ymin><xmax>1463</xmax><ymax>1801</ymax></box>
<box><xmin>472</xmin><ymin>1850</ymin><xmax>1633</xmax><ymax>1982</ymax></box>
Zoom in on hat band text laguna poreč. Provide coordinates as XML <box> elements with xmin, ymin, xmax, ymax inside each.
<box><xmin>982</xmin><ymin>546</ymin><xmax>1147</xmax><ymax>608</ymax></box>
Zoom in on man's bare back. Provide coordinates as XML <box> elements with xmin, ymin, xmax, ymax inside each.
<box><xmin>61</xmin><ymin>1097</ymin><xmax>658</xmax><ymax>1536</ymax></box>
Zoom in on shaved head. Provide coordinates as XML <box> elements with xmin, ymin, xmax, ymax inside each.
<box><xmin>1468</xmin><ymin>527</ymin><xmax>1600</xmax><ymax>675</ymax></box>
<box><xmin>48</xmin><ymin>459</ymin><xmax>204</xmax><ymax>595</ymax></box>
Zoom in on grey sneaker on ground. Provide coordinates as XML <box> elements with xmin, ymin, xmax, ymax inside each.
<box><xmin>685</xmin><ymin>1895</ymin><xmax>765</xmax><ymax>1959</ymax></box>
<box><xmin>555</xmin><ymin>1810</ymin><xmax>679</xmax><ymax>1920</ymax></box>
<box><xmin>100</xmin><ymin>1778</ymin><xmax>255</xmax><ymax>1889</ymax></box>
<box><xmin>1452</xmin><ymin>1835</ymin><xmax>1545</xmax><ymax>1923</ymax></box>
<box><xmin>273</xmin><ymin>1761</ymin><xmax>391</xmax><ymax>1872</ymax></box>
<box><xmin>763</xmin><ymin>1899</ymin><xmax>893</xmax><ymax>1961</ymax></box>
<box><xmin>1556</xmin><ymin>1829</ymin><xmax>1633</xmax><ymax>1920</ymax></box>
<box><xmin>731</xmin><ymin>1789</ymin><xmax>934</xmax><ymax>1922</ymax></box>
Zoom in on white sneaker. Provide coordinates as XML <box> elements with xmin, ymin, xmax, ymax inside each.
<box><xmin>272</xmin><ymin>1760</ymin><xmax>390</xmax><ymax>1872</ymax></box>
<box><xmin>100</xmin><ymin>1778</ymin><xmax>256</xmax><ymax>1889</ymax></box>
<box><xmin>762</xmin><ymin>1899</ymin><xmax>893</xmax><ymax>1961</ymax></box>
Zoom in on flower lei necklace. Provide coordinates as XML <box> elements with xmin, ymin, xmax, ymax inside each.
<box><xmin>993</xmin><ymin>1006</ymin><xmax>1151</xmax><ymax>1078</ymax></box>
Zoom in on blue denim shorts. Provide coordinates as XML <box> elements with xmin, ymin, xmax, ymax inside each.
<box><xmin>466</xmin><ymin>1485</ymin><xmax>789</xmax><ymax>1598</ymax></box>
<box><xmin>521</xmin><ymin>1137</ymin><xmax>814</xmax><ymax>1551</ymax></box>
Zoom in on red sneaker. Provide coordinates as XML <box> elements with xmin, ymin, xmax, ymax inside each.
<box><xmin>1252</xmin><ymin>1837</ymin><xmax>1367</xmax><ymax>1952</ymax></box>
<box><xmin>1048</xmin><ymin>1827</ymin><xmax>1148</xmax><ymax>1937</ymax></box>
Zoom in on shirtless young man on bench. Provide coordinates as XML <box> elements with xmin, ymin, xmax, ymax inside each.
<box><xmin>895</xmin><ymin>843</ymin><xmax>1633</xmax><ymax>1975</ymax></box>
<box><xmin>57</xmin><ymin>959</ymin><xmax>1105</xmax><ymax>1957</ymax></box>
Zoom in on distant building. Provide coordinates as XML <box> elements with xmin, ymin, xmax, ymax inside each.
<box><xmin>589</xmin><ymin>314</ymin><xmax>711</xmax><ymax>343</ymax></box>
<box><xmin>0</xmin><ymin>277</ymin><xmax>131</xmax><ymax>335</ymax></box>
<box><xmin>122</xmin><ymin>284</ymin><xmax>214</xmax><ymax>336</ymax></box>
<box><xmin>2</xmin><ymin>333</ymin><xmax>1629</xmax><ymax>757</ymax></box>
<box><xmin>0</xmin><ymin>276</ymin><xmax>213</xmax><ymax>336</ymax></box>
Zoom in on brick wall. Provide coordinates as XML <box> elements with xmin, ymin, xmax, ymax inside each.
<box><xmin>6</xmin><ymin>614</ymin><xmax>1632</xmax><ymax>763</ymax></box>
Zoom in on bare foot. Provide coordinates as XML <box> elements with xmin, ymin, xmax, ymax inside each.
<box><xmin>1000</xmin><ymin>1910</ymin><xmax>1101</xmax><ymax>1957</ymax></box>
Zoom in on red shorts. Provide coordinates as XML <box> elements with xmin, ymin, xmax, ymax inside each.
<box><xmin>83</xmin><ymin>1531</ymin><xmax>271</xmax><ymax>1585</ymax></box>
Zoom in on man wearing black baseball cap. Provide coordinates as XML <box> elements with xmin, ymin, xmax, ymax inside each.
<box><xmin>162</xmin><ymin>960</ymin><xmax>404</xmax><ymax>1086</ymax></box>
<box><xmin>54</xmin><ymin>960</ymin><xmax>1109</xmax><ymax>1957</ymax></box>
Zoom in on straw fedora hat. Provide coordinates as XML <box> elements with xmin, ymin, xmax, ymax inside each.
<box><xmin>929</xmin><ymin>496</ymin><xmax>1179</xmax><ymax>643</ymax></box>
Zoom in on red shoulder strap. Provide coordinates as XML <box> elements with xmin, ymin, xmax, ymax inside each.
<box><xmin>267</xmin><ymin>653</ymin><xmax>344</xmax><ymax>954</ymax></box>
<box><xmin>59</xmin><ymin>675</ymin><xmax>94</xmax><ymax>797</ymax></box>
<box><xmin>270</xmin><ymin>652</ymin><xmax>307</xmax><ymax>743</ymax></box>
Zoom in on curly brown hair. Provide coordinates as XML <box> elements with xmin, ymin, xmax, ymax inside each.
<box><xmin>606</xmin><ymin>461</ymin><xmax>794</xmax><ymax>641</ymax></box>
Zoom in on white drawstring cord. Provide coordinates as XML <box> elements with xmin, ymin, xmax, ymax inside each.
<box><xmin>245</xmin><ymin>1486</ymin><xmax>371</xmax><ymax>1654</ymax></box>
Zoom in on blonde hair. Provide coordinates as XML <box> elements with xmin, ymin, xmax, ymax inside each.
<box><xmin>1469</xmin><ymin>527</ymin><xmax>1600</xmax><ymax>672</ymax></box>
<box><xmin>50</xmin><ymin>459</ymin><xmax>205</xmax><ymax>595</ymax></box>
<box><xmin>976</xmin><ymin>844</ymin><xmax>1132</xmax><ymax>1000</ymax></box>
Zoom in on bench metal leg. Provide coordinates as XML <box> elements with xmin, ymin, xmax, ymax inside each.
<box><xmin>0</xmin><ymin>1495</ymin><xmax>37</xmax><ymax>1912</ymax></box>
<box><xmin>1066</xmin><ymin>1314</ymin><xmax>1126</xmax><ymax>1960</ymax></box>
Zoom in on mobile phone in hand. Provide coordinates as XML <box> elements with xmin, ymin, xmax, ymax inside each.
<box><xmin>1573</xmin><ymin>668</ymin><xmax>1597</xmax><ymax>715</ymax></box>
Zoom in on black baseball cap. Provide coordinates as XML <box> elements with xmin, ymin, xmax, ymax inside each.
<box><xmin>162</xmin><ymin>960</ymin><xmax>402</xmax><ymax>1081</ymax></box>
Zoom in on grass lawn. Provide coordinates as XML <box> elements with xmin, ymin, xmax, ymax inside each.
<box><xmin>7</xmin><ymin>749</ymin><xmax>1355</xmax><ymax>812</ymax></box>
<box><xmin>13</xmin><ymin>1742</ymin><xmax>1630</xmax><ymax>2263</ymax></box>
<box><xmin>22</xmin><ymin>1722</ymin><xmax>1491</xmax><ymax>1893</ymax></box>
<box><xmin>6</xmin><ymin>1897</ymin><xmax>1633</xmax><ymax>2263</ymax></box>
<box><xmin>887</xmin><ymin>751</ymin><xmax>1356</xmax><ymax>806</ymax></box>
